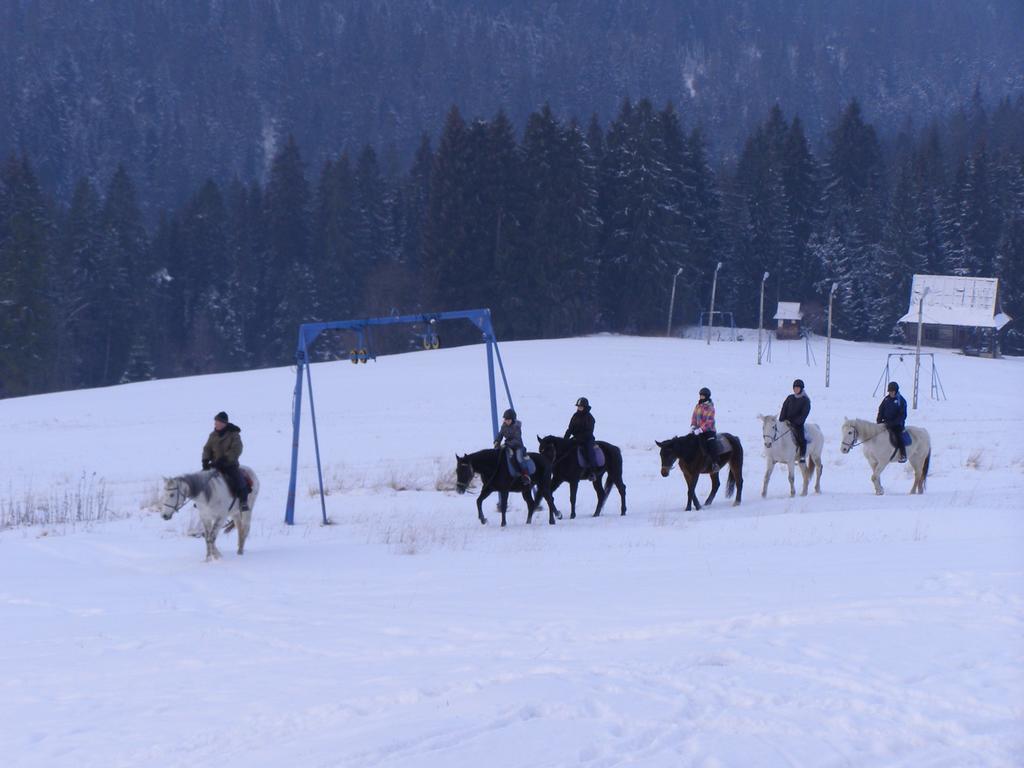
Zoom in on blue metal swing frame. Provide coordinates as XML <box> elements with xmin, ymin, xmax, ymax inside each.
<box><xmin>284</xmin><ymin>308</ymin><xmax>514</xmax><ymax>525</ymax></box>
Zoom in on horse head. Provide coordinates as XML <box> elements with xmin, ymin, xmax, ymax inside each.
<box><xmin>655</xmin><ymin>439</ymin><xmax>676</xmax><ymax>477</ymax></box>
<box><xmin>759</xmin><ymin>414</ymin><xmax>778</xmax><ymax>449</ymax></box>
<box><xmin>160</xmin><ymin>475</ymin><xmax>190</xmax><ymax>520</ymax></box>
<box><xmin>839</xmin><ymin>418</ymin><xmax>857</xmax><ymax>454</ymax></box>
<box><xmin>537</xmin><ymin>435</ymin><xmax>559</xmax><ymax>462</ymax></box>
<box><xmin>454</xmin><ymin>454</ymin><xmax>474</xmax><ymax>494</ymax></box>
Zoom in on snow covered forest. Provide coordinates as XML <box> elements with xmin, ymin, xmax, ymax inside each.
<box><xmin>1</xmin><ymin>1</ymin><xmax>1024</xmax><ymax>398</ymax></box>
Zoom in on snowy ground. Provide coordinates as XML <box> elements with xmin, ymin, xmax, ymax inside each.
<box><xmin>1</xmin><ymin>333</ymin><xmax>1022</xmax><ymax>767</ymax></box>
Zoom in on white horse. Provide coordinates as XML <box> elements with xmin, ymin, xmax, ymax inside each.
<box><xmin>839</xmin><ymin>419</ymin><xmax>931</xmax><ymax>495</ymax></box>
<box><xmin>160</xmin><ymin>467</ymin><xmax>260</xmax><ymax>560</ymax></box>
<box><xmin>758</xmin><ymin>415</ymin><xmax>824</xmax><ymax>497</ymax></box>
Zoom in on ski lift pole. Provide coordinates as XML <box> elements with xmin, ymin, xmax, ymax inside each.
<box><xmin>825</xmin><ymin>282</ymin><xmax>837</xmax><ymax>388</ymax></box>
<box><xmin>912</xmin><ymin>286</ymin><xmax>931</xmax><ymax>410</ymax></box>
<box><xmin>707</xmin><ymin>261</ymin><xmax>722</xmax><ymax>345</ymax></box>
<box><xmin>757</xmin><ymin>271</ymin><xmax>769</xmax><ymax>364</ymax></box>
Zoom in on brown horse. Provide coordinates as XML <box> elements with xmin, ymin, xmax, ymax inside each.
<box><xmin>656</xmin><ymin>433</ymin><xmax>744</xmax><ymax>511</ymax></box>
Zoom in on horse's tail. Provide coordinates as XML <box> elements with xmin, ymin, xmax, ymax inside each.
<box><xmin>922</xmin><ymin>450</ymin><xmax>931</xmax><ymax>491</ymax></box>
<box><xmin>726</xmin><ymin>436</ymin><xmax>743</xmax><ymax>499</ymax></box>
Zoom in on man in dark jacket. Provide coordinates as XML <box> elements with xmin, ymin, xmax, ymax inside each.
<box><xmin>876</xmin><ymin>382</ymin><xmax>909</xmax><ymax>463</ymax></box>
<box><xmin>564</xmin><ymin>396</ymin><xmax>598</xmax><ymax>479</ymax></box>
<box><xmin>202</xmin><ymin>411</ymin><xmax>250</xmax><ymax>510</ymax></box>
<box><xmin>779</xmin><ymin>378</ymin><xmax>811</xmax><ymax>464</ymax></box>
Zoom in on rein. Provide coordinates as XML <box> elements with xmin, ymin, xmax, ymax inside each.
<box><xmin>766</xmin><ymin>422</ymin><xmax>792</xmax><ymax>446</ymax></box>
<box><xmin>841</xmin><ymin>426</ymin><xmax>863</xmax><ymax>451</ymax></box>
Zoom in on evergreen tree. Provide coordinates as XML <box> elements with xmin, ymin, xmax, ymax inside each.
<box><xmin>597</xmin><ymin>99</ymin><xmax>684</xmax><ymax>331</ymax></box>
<box><xmin>995</xmin><ymin>159</ymin><xmax>1024</xmax><ymax>353</ymax></box>
<box><xmin>0</xmin><ymin>156</ymin><xmax>54</xmax><ymax>396</ymax></box>
<box><xmin>263</xmin><ymin>135</ymin><xmax>312</xmax><ymax>361</ymax></box>
<box><xmin>517</xmin><ymin>105</ymin><xmax>600</xmax><ymax>337</ymax></box>
<box><xmin>98</xmin><ymin>166</ymin><xmax>150</xmax><ymax>385</ymax></box>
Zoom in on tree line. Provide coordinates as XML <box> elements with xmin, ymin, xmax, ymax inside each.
<box><xmin>1</xmin><ymin>95</ymin><xmax>1023</xmax><ymax>398</ymax></box>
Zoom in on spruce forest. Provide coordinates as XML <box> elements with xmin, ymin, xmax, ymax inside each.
<box><xmin>1</xmin><ymin>1</ymin><xmax>1023</xmax><ymax>397</ymax></box>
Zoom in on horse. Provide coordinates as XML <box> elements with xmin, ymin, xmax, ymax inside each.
<box><xmin>160</xmin><ymin>466</ymin><xmax>260</xmax><ymax>560</ymax></box>
<box><xmin>656</xmin><ymin>433</ymin><xmax>744</xmax><ymax>511</ymax></box>
<box><xmin>454</xmin><ymin>449</ymin><xmax>560</xmax><ymax>526</ymax></box>
<box><xmin>839</xmin><ymin>418</ymin><xmax>931</xmax><ymax>495</ymax></box>
<box><xmin>536</xmin><ymin>435</ymin><xmax>627</xmax><ymax>519</ymax></box>
<box><xmin>758</xmin><ymin>415</ymin><xmax>824</xmax><ymax>498</ymax></box>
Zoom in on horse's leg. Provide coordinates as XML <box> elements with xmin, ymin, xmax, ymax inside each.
<box><xmin>762</xmin><ymin>457</ymin><xmax>772</xmax><ymax>498</ymax></box>
<box><xmin>236</xmin><ymin>508</ymin><xmax>251</xmax><ymax>555</ymax></box>
<box><xmin>476</xmin><ymin>486</ymin><xmax>493</xmax><ymax>525</ymax></box>
<box><xmin>869</xmin><ymin>457</ymin><xmax>884</xmax><ymax>495</ymax></box>
<box><xmin>799</xmin><ymin>459</ymin><xmax>810</xmax><ymax>496</ymax></box>
<box><xmin>705</xmin><ymin>471</ymin><xmax>719</xmax><ymax>506</ymax></box>
<box><xmin>814</xmin><ymin>452</ymin><xmax>823</xmax><ymax>494</ymax></box>
<box><xmin>498</xmin><ymin>491</ymin><xmax>508</xmax><ymax>527</ymax></box>
<box><xmin>614</xmin><ymin>472</ymin><xmax>627</xmax><ymax>516</ymax></box>
<box><xmin>203</xmin><ymin>518</ymin><xmax>221</xmax><ymax>561</ymax></box>
<box><xmin>787</xmin><ymin>459</ymin><xmax>796</xmax><ymax>497</ymax></box>
<box><xmin>568</xmin><ymin>481</ymin><xmax>578</xmax><ymax>520</ymax></box>
<box><xmin>592</xmin><ymin>473</ymin><xmax>607</xmax><ymax>517</ymax></box>
<box><xmin>524</xmin><ymin>486</ymin><xmax>537</xmax><ymax>524</ymax></box>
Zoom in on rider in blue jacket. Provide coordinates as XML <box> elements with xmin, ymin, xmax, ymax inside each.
<box><xmin>876</xmin><ymin>381</ymin><xmax>908</xmax><ymax>463</ymax></box>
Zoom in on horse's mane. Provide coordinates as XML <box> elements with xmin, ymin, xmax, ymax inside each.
<box><xmin>176</xmin><ymin>471</ymin><xmax>217</xmax><ymax>501</ymax></box>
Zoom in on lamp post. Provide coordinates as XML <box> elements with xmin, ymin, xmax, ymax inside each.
<box><xmin>706</xmin><ymin>261</ymin><xmax>723</xmax><ymax>345</ymax></box>
<box><xmin>912</xmin><ymin>286</ymin><xmax>931</xmax><ymax>410</ymax></box>
<box><xmin>757</xmin><ymin>270</ymin><xmax>769</xmax><ymax>364</ymax></box>
<box><xmin>666</xmin><ymin>266</ymin><xmax>684</xmax><ymax>337</ymax></box>
<box><xmin>825</xmin><ymin>282</ymin><xmax>838</xmax><ymax>388</ymax></box>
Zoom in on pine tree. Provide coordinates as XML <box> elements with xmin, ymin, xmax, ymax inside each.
<box><xmin>0</xmin><ymin>155</ymin><xmax>55</xmax><ymax>396</ymax></box>
<box><xmin>597</xmin><ymin>99</ymin><xmax>684</xmax><ymax>331</ymax></box>
<box><xmin>517</xmin><ymin>105</ymin><xmax>600</xmax><ymax>337</ymax></box>
<box><xmin>264</xmin><ymin>135</ymin><xmax>312</xmax><ymax>361</ymax></box>
<box><xmin>98</xmin><ymin>166</ymin><xmax>150</xmax><ymax>385</ymax></box>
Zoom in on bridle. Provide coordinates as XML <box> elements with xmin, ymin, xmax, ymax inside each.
<box><xmin>841</xmin><ymin>425</ymin><xmax>862</xmax><ymax>452</ymax></box>
<box><xmin>162</xmin><ymin>479</ymin><xmax>190</xmax><ymax>516</ymax></box>
<box><xmin>764</xmin><ymin>419</ymin><xmax>792</xmax><ymax>447</ymax></box>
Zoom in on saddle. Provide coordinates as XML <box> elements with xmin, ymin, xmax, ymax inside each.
<box><xmin>577</xmin><ymin>444</ymin><xmax>605</xmax><ymax>469</ymax></box>
<box><xmin>503</xmin><ymin>449</ymin><xmax>536</xmax><ymax>478</ymax></box>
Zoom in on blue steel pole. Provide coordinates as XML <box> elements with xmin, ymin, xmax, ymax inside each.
<box><xmin>285</xmin><ymin>336</ymin><xmax>307</xmax><ymax>525</ymax></box>
<box><xmin>491</xmin><ymin>337</ymin><xmax>515</xmax><ymax>412</ymax></box>
<box><xmin>304</xmin><ymin>358</ymin><xmax>329</xmax><ymax>525</ymax></box>
<box><xmin>485</xmin><ymin>338</ymin><xmax>499</xmax><ymax>440</ymax></box>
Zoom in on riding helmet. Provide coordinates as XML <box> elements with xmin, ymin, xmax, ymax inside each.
<box><xmin>699</xmin><ymin>387</ymin><xmax>711</xmax><ymax>399</ymax></box>
<box><xmin>576</xmin><ymin>397</ymin><xmax>590</xmax><ymax>408</ymax></box>
<box><xmin>502</xmin><ymin>408</ymin><xmax>517</xmax><ymax>421</ymax></box>
<box><xmin>887</xmin><ymin>381</ymin><xmax>899</xmax><ymax>393</ymax></box>
<box><xmin>792</xmin><ymin>379</ymin><xmax>805</xmax><ymax>391</ymax></box>
<box><xmin>214</xmin><ymin>410</ymin><xmax>229</xmax><ymax>423</ymax></box>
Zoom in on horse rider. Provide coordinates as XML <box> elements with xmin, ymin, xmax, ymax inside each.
<box><xmin>877</xmin><ymin>381</ymin><xmax>909</xmax><ymax>463</ymax></box>
<box><xmin>202</xmin><ymin>410</ymin><xmax>251</xmax><ymax>511</ymax></box>
<box><xmin>494</xmin><ymin>408</ymin><xmax>531</xmax><ymax>485</ymax></box>
<box><xmin>564</xmin><ymin>396</ymin><xmax>599</xmax><ymax>480</ymax></box>
<box><xmin>690</xmin><ymin>387</ymin><xmax>721</xmax><ymax>471</ymax></box>
<box><xmin>779</xmin><ymin>378</ymin><xmax>811</xmax><ymax>464</ymax></box>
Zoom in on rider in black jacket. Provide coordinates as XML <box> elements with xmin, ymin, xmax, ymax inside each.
<box><xmin>565</xmin><ymin>397</ymin><xmax>598</xmax><ymax>479</ymax></box>
<box><xmin>779</xmin><ymin>379</ymin><xmax>811</xmax><ymax>463</ymax></box>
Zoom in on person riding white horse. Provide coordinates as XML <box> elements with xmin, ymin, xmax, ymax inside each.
<box><xmin>840</xmin><ymin>416</ymin><xmax>931</xmax><ymax>495</ymax></box>
<box><xmin>161</xmin><ymin>467</ymin><xmax>260</xmax><ymax>560</ymax></box>
<box><xmin>759</xmin><ymin>413</ymin><xmax>824</xmax><ymax>497</ymax></box>
<box><xmin>877</xmin><ymin>382</ymin><xmax>909</xmax><ymax>463</ymax></box>
<box><xmin>779</xmin><ymin>378</ymin><xmax>811</xmax><ymax>464</ymax></box>
<box><xmin>202</xmin><ymin>410</ymin><xmax>251</xmax><ymax>511</ymax></box>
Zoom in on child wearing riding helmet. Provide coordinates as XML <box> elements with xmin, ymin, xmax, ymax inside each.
<box><xmin>494</xmin><ymin>408</ymin><xmax>531</xmax><ymax>484</ymax></box>
<box><xmin>690</xmin><ymin>387</ymin><xmax>721</xmax><ymax>471</ymax></box>
<box><xmin>564</xmin><ymin>396</ymin><xmax>598</xmax><ymax>480</ymax></box>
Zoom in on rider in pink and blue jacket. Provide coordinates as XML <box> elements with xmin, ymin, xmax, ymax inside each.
<box><xmin>690</xmin><ymin>387</ymin><xmax>721</xmax><ymax>470</ymax></box>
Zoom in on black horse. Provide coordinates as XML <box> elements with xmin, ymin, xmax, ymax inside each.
<box><xmin>455</xmin><ymin>449</ymin><xmax>560</xmax><ymax>526</ymax></box>
<box><xmin>536</xmin><ymin>435</ymin><xmax>627</xmax><ymax>519</ymax></box>
<box><xmin>656</xmin><ymin>433</ymin><xmax>744</xmax><ymax>511</ymax></box>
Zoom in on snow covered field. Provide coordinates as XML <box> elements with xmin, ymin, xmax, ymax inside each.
<box><xmin>1</xmin><ymin>333</ymin><xmax>1022</xmax><ymax>767</ymax></box>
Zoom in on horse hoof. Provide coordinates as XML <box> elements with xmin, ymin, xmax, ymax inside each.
<box><xmin>732</xmin><ymin>501</ymin><xmax>740</xmax><ymax>507</ymax></box>
<box><xmin>479</xmin><ymin>518</ymin><xmax>487</xmax><ymax>525</ymax></box>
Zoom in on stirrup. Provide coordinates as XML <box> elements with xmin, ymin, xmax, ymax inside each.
<box><xmin>897</xmin><ymin>455</ymin><xmax>908</xmax><ymax>464</ymax></box>
<box><xmin>240</xmin><ymin>500</ymin><xmax>250</xmax><ymax>512</ymax></box>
